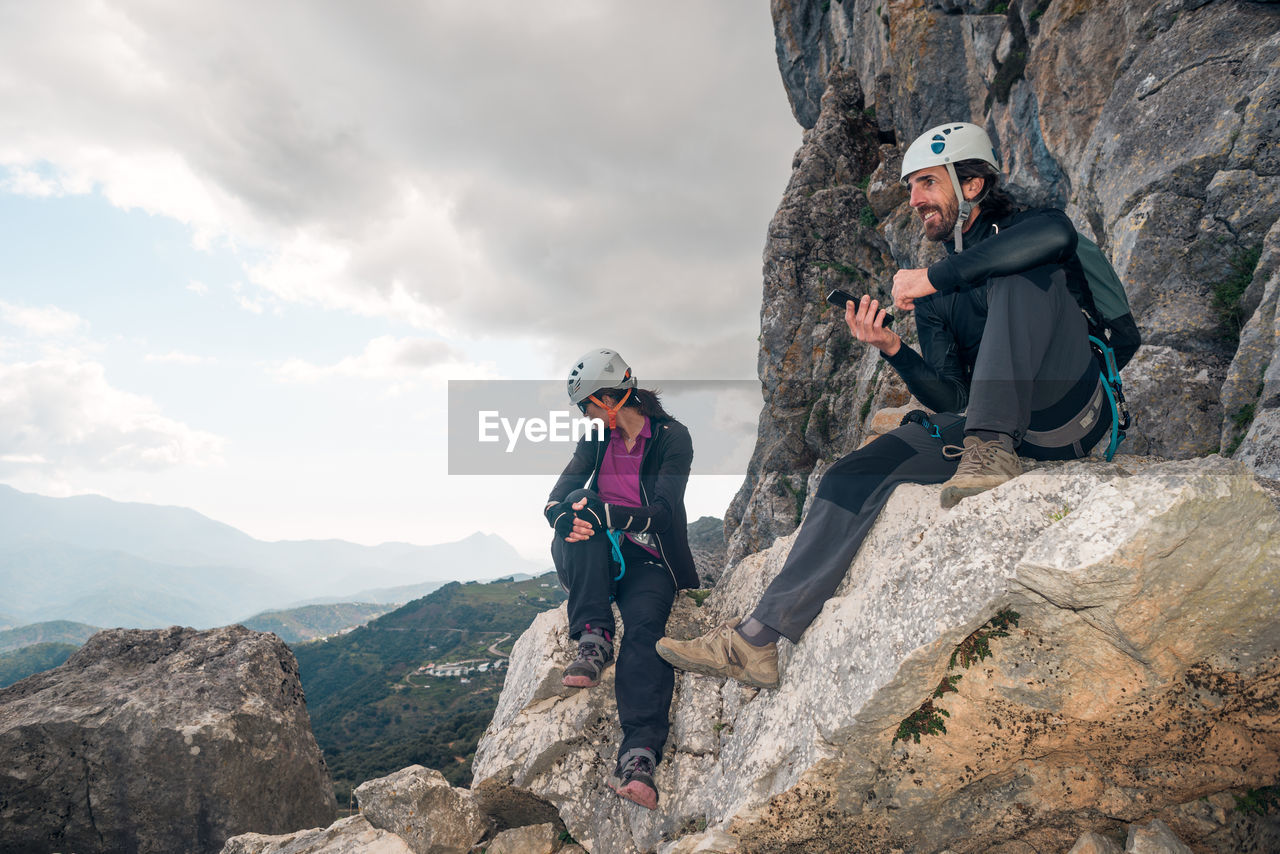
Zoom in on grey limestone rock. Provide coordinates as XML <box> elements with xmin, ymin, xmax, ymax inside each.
<box><xmin>743</xmin><ymin>0</ymin><xmax>1280</xmax><ymax>563</ymax></box>
<box><xmin>474</xmin><ymin>457</ymin><xmax>1280</xmax><ymax>853</ymax></box>
<box><xmin>353</xmin><ymin>765</ymin><xmax>488</xmax><ymax>854</ymax></box>
<box><xmin>484</xmin><ymin>821</ymin><xmax>560</xmax><ymax>854</ymax></box>
<box><xmin>1237</xmin><ymin>407</ymin><xmax>1280</xmax><ymax>476</ymax></box>
<box><xmin>1116</xmin><ymin>344</ymin><xmax>1224</xmax><ymax>458</ymax></box>
<box><xmin>1125</xmin><ymin>818</ymin><xmax>1194</xmax><ymax>854</ymax></box>
<box><xmin>224</xmin><ymin>771</ymin><xmax>575</xmax><ymax>854</ymax></box>
<box><xmin>723</xmin><ymin>68</ymin><xmax>900</xmax><ymax>565</ymax></box>
<box><xmin>0</xmin><ymin>625</ymin><xmax>336</xmax><ymax>854</ymax></box>
<box><xmin>1068</xmin><ymin>831</ymin><xmax>1124</xmax><ymax>854</ymax></box>
<box><xmin>660</xmin><ymin>828</ymin><xmax>741</xmax><ymax>854</ymax></box>
<box><xmin>1223</xmin><ymin>218</ymin><xmax>1280</xmax><ymax>460</ymax></box>
<box><xmin>686</xmin><ymin>516</ymin><xmax>728</xmax><ymax>586</ymax></box>
<box><xmin>222</xmin><ymin>816</ymin><xmax>413</xmax><ymax>854</ymax></box>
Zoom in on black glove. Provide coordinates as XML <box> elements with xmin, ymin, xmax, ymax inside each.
<box><xmin>563</xmin><ymin>488</ymin><xmax>606</xmax><ymax>538</ymax></box>
<box><xmin>544</xmin><ymin>499</ymin><xmax>576</xmax><ymax>537</ymax></box>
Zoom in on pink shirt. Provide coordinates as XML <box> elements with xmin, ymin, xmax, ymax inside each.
<box><xmin>597</xmin><ymin>417</ymin><xmax>660</xmax><ymax>558</ymax></box>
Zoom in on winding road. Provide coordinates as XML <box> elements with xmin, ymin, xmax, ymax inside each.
<box><xmin>486</xmin><ymin>633</ymin><xmax>512</xmax><ymax>658</ymax></box>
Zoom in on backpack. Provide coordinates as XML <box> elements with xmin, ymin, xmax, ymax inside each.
<box><xmin>1072</xmin><ymin>235</ymin><xmax>1142</xmax><ymax>371</ymax></box>
<box><xmin>1066</xmin><ymin>235</ymin><xmax>1141</xmax><ymax>459</ymax></box>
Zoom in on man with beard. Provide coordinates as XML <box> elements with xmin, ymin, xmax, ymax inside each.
<box><xmin>656</xmin><ymin>121</ymin><xmax>1114</xmax><ymax>689</ymax></box>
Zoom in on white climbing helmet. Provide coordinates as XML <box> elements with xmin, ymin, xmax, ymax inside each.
<box><xmin>900</xmin><ymin>122</ymin><xmax>1001</xmax><ymax>251</ymax></box>
<box><xmin>900</xmin><ymin>121</ymin><xmax>999</xmax><ymax>182</ymax></box>
<box><xmin>566</xmin><ymin>348</ymin><xmax>636</xmax><ymax>406</ymax></box>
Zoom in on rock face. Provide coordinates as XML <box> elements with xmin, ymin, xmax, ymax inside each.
<box><xmin>724</xmin><ymin>69</ymin><xmax>903</xmax><ymax>565</ymax></box>
<box><xmin>0</xmin><ymin>625</ymin><xmax>337</xmax><ymax>854</ymax></box>
<box><xmin>473</xmin><ymin>456</ymin><xmax>1280</xmax><ymax>853</ymax></box>
<box><xmin>687</xmin><ymin>516</ymin><xmax>729</xmax><ymax>586</ymax></box>
<box><xmin>727</xmin><ymin>0</ymin><xmax>1280</xmax><ymax>562</ymax></box>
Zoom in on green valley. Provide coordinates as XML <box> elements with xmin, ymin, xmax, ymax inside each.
<box><xmin>0</xmin><ymin>643</ymin><xmax>79</xmax><ymax>689</ymax></box>
<box><xmin>292</xmin><ymin>572</ymin><xmax>567</xmax><ymax>804</ymax></box>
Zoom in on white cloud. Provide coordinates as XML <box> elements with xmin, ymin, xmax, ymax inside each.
<box><xmin>144</xmin><ymin>351</ymin><xmax>216</xmax><ymax>365</ymax></box>
<box><xmin>0</xmin><ymin>2</ymin><xmax>797</xmax><ymax>377</ymax></box>
<box><xmin>246</xmin><ymin>185</ymin><xmax>483</xmax><ymax>330</ymax></box>
<box><xmin>0</xmin><ymin>357</ymin><xmax>224</xmax><ymax>473</ymax></box>
<box><xmin>228</xmin><ymin>281</ymin><xmax>268</xmax><ymax>315</ymax></box>
<box><xmin>0</xmin><ymin>165</ymin><xmax>64</xmax><ymax>197</ymax></box>
<box><xmin>272</xmin><ymin>336</ymin><xmax>493</xmax><ymax>387</ymax></box>
<box><xmin>0</xmin><ymin>301</ymin><xmax>85</xmax><ymax>337</ymax></box>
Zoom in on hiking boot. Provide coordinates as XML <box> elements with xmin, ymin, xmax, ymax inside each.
<box><xmin>608</xmin><ymin>748</ymin><xmax>658</xmax><ymax>809</ymax></box>
<box><xmin>655</xmin><ymin>619</ymin><xmax>779</xmax><ymax>689</ymax></box>
<box><xmin>939</xmin><ymin>435</ymin><xmax>1023</xmax><ymax>509</ymax></box>
<box><xmin>561</xmin><ymin>630</ymin><xmax>612</xmax><ymax>689</ymax></box>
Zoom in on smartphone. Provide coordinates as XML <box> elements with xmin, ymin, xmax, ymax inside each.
<box><xmin>826</xmin><ymin>288</ymin><xmax>893</xmax><ymax>328</ymax></box>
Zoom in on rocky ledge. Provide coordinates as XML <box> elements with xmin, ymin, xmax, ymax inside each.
<box><xmin>471</xmin><ymin>455</ymin><xmax>1280</xmax><ymax>853</ymax></box>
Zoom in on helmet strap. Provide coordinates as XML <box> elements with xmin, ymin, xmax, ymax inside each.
<box><xmin>946</xmin><ymin>163</ymin><xmax>973</xmax><ymax>253</ymax></box>
<box><xmin>589</xmin><ymin>387</ymin><xmax>633</xmax><ymax>430</ymax></box>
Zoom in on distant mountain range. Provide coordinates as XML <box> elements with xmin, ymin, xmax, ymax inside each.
<box><xmin>0</xmin><ymin>484</ymin><xmax>548</xmax><ymax>630</ymax></box>
<box><xmin>0</xmin><ymin>620</ymin><xmax>101</xmax><ymax>654</ymax></box>
<box><xmin>241</xmin><ymin>603</ymin><xmax>395</xmax><ymax>644</ymax></box>
<box><xmin>0</xmin><ymin>600</ymin><xmax>395</xmax><ymax>687</ymax></box>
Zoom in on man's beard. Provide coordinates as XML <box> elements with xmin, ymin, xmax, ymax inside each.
<box><xmin>919</xmin><ymin>197</ymin><xmax>959</xmax><ymax>242</ymax></box>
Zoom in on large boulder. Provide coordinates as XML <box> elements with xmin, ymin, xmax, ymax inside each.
<box><xmin>0</xmin><ymin>625</ymin><xmax>336</xmax><ymax>854</ymax></box>
<box><xmin>353</xmin><ymin>765</ymin><xmax>488</xmax><ymax>854</ymax></box>
<box><xmin>473</xmin><ymin>456</ymin><xmax>1280</xmax><ymax>852</ymax></box>
<box><xmin>222</xmin><ymin>816</ymin><xmax>413</xmax><ymax>854</ymax></box>
<box><xmin>222</xmin><ymin>767</ymin><xmax>577</xmax><ymax>854</ymax></box>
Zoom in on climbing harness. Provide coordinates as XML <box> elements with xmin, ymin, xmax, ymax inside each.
<box><xmin>901</xmin><ymin>409</ymin><xmax>943</xmax><ymax>439</ymax></box>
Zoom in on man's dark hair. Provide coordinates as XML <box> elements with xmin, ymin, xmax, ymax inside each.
<box><xmin>599</xmin><ymin>387</ymin><xmax>673</xmax><ymax>420</ymax></box>
<box><xmin>954</xmin><ymin>159</ymin><xmax>1015</xmax><ymax>217</ymax></box>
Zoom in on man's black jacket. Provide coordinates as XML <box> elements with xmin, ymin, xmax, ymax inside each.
<box><xmin>884</xmin><ymin>206</ymin><xmax>1082</xmax><ymax>413</ymax></box>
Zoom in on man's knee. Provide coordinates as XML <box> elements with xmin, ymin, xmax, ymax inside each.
<box><xmin>814</xmin><ymin>432</ymin><xmax>920</xmax><ymax>512</ymax></box>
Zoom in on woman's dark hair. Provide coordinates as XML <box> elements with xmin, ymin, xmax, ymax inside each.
<box><xmin>598</xmin><ymin>387</ymin><xmax>673</xmax><ymax>420</ymax></box>
<box><xmin>954</xmin><ymin>159</ymin><xmax>1015</xmax><ymax>217</ymax></box>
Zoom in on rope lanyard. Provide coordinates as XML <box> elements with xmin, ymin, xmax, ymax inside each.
<box><xmin>605</xmin><ymin>529</ymin><xmax>626</xmax><ymax>582</ymax></box>
<box><xmin>1089</xmin><ymin>335</ymin><xmax>1129</xmax><ymax>461</ymax></box>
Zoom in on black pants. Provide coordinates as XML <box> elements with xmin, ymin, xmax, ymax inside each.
<box><xmin>753</xmin><ymin>272</ymin><xmax>1110</xmax><ymax>642</ymax></box>
<box><xmin>752</xmin><ymin>416</ymin><xmax>966</xmax><ymax>641</ymax></box>
<box><xmin>964</xmin><ymin>265</ymin><xmax>1095</xmax><ymax>439</ymax></box>
<box><xmin>552</xmin><ymin>534</ymin><xmax>676</xmax><ymax>762</ymax></box>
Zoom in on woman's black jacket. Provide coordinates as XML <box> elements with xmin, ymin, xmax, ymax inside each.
<box><xmin>546</xmin><ymin>416</ymin><xmax>699</xmax><ymax>590</ymax></box>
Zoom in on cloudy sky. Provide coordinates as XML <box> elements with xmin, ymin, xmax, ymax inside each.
<box><xmin>0</xmin><ymin>2</ymin><xmax>799</xmax><ymax>564</ymax></box>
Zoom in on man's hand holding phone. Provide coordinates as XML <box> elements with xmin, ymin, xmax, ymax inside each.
<box><xmin>827</xmin><ymin>289</ymin><xmax>901</xmax><ymax>356</ymax></box>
